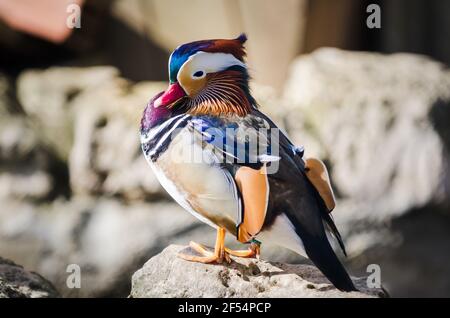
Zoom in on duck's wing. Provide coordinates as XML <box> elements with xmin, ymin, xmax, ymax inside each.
<box><xmin>248</xmin><ymin>109</ymin><xmax>354</xmax><ymax>291</ymax></box>
<box><xmin>250</xmin><ymin>109</ymin><xmax>343</xmax><ymax>251</ymax></box>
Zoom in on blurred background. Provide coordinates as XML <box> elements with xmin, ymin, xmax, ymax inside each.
<box><xmin>0</xmin><ymin>0</ymin><xmax>449</xmax><ymax>298</ymax></box>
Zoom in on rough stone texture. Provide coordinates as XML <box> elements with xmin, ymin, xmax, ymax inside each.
<box><xmin>0</xmin><ymin>257</ymin><xmax>60</xmax><ymax>298</ymax></box>
<box><xmin>131</xmin><ymin>245</ymin><xmax>386</xmax><ymax>298</ymax></box>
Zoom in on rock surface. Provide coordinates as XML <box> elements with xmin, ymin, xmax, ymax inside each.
<box><xmin>130</xmin><ymin>245</ymin><xmax>386</xmax><ymax>298</ymax></box>
<box><xmin>0</xmin><ymin>257</ymin><xmax>60</xmax><ymax>298</ymax></box>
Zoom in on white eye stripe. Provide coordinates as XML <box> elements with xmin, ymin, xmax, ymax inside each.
<box><xmin>178</xmin><ymin>51</ymin><xmax>246</xmax><ymax>82</ymax></box>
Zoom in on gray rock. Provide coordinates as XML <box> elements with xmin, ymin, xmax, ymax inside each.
<box><xmin>130</xmin><ymin>245</ymin><xmax>386</xmax><ymax>298</ymax></box>
<box><xmin>0</xmin><ymin>256</ymin><xmax>60</xmax><ymax>298</ymax></box>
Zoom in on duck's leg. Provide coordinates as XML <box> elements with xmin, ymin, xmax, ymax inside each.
<box><xmin>225</xmin><ymin>241</ymin><xmax>260</xmax><ymax>259</ymax></box>
<box><xmin>178</xmin><ymin>227</ymin><xmax>231</xmax><ymax>264</ymax></box>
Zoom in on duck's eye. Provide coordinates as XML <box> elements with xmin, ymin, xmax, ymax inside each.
<box><xmin>192</xmin><ymin>71</ymin><xmax>204</xmax><ymax>78</ymax></box>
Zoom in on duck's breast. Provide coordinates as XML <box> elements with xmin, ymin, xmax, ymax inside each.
<box><xmin>147</xmin><ymin>128</ymin><xmax>240</xmax><ymax>234</ymax></box>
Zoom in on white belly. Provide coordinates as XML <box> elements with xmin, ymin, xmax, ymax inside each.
<box><xmin>256</xmin><ymin>213</ymin><xmax>307</xmax><ymax>258</ymax></box>
<box><xmin>144</xmin><ymin>130</ymin><xmax>240</xmax><ymax>230</ymax></box>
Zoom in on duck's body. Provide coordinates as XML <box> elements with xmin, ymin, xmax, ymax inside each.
<box><xmin>140</xmin><ymin>34</ymin><xmax>356</xmax><ymax>291</ymax></box>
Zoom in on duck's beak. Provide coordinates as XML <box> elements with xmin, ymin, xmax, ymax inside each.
<box><xmin>154</xmin><ymin>82</ymin><xmax>186</xmax><ymax>108</ymax></box>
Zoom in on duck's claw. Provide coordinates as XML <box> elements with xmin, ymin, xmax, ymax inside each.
<box><xmin>188</xmin><ymin>241</ymin><xmax>213</xmax><ymax>256</ymax></box>
<box><xmin>225</xmin><ymin>242</ymin><xmax>260</xmax><ymax>259</ymax></box>
<box><xmin>177</xmin><ymin>228</ymin><xmax>232</xmax><ymax>264</ymax></box>
<box><xmin>177</xmin><ymin>252</ymin><xmax>222</xmax><ymax>264</ymax></box>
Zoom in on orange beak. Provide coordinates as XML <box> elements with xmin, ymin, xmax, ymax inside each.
<box><xmin>154</xmin><ymin>82</ymin><xmax>186</xmax><ymax>108</ymax></box>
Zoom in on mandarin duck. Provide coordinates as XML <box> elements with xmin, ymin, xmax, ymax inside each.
<box><xmin>140</xmin><ymin>34</ymin><xmax>356</xmax><ymax>291</ymax></box>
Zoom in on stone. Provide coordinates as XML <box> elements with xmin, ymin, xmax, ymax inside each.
<box><xmin>130</xmin><ymin>245</ymin><xmax>386</xmax><ymax>298</ymax></box>
<box><xmin>0</xmin><ymin>256</ymin><xmax>60</xmax><ymax>298</ymax></box>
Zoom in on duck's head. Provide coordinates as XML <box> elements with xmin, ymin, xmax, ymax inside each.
<box><xmin>154</xmin><ymin>33</ymin><xmax>255</xmax><ymax>116</ymax></box>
